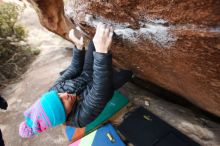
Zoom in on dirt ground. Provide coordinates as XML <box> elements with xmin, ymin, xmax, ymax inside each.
<box><xmin>0</xmin><ymin>1</ymin><xmax>71</xmax><ymax>145</ymax></box>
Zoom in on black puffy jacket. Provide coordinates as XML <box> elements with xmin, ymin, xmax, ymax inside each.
<box><xmin>49</xmin><ymin>48</ymin><xmax>114</xmax><ymax>127</ymax></box>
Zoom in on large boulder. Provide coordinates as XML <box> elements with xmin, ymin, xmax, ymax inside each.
<box><xmin>28</xmin><ymin>0</ymin><xmax>220</xmax><ymax>117</ymax></box>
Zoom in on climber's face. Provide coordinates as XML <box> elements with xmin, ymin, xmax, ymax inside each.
<box><xmin>58</xmin><ymin>93</ymin><xmax>76</xmax><ymax>115</ymax></box>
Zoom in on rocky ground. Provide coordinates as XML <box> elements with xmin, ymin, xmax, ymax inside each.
<box><xmin>0</xmin><ymin>1</ymin><xmax>219</xmax><ymax>146</ymax></box>
<box><xmin>0</xmin><ymin>1</ymin><xmax>71</xmax><ymax>145</ymax></box>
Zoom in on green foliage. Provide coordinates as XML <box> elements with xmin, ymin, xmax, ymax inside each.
<box><xmin>14</xmin><ymin>25</ymin><xmax>26</xmax><ymax>39</ymax></box>
<box><xmin>0</xmin><ymin>3</ymin><xmax>25</xmax><ymax>39</ymax></box>
<box><xmin>0</xmin><ymin>3</ymin><xmax>39</xmax><ymax>88</ymax></box>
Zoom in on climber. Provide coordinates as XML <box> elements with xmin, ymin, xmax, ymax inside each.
<box><xmin>0</xmin><ymin>130</ymin><xmax>5</xmax><ymax>146</ymax></box>
<box><xmin>0</xmin><ymin>95</ymin><xmax>7</xmax><ymax>146</ymax></box>
<box><xmin>19</xmin><ymin>22</ymin><xmax>132</xmax><ymax>138</ymax></box>
<box><xmin>0</xmin><ymin>95</ymin><xmax>8</xmax><ymax>110</ymax></box>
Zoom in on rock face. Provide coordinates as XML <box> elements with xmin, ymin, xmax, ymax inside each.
<box><xmin>28</xmin><ymin>0</ymin><xmax>220</xmax><ymax>117</ymax></box>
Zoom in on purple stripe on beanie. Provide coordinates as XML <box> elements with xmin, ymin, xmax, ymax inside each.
<box><xmin>39</xmin><ymin>102</ymin><xmax>52</xmax><ymax>128</ymax></box>
<box><xmin>20</xmin><ymin>99</ymin><xmax>52</xmax><ymax>137</ymax></box>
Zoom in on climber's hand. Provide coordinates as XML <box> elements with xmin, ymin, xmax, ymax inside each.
<box><xmin>68</xmin><ymin>29</ymin><xmax>84</xmax><ymax>50</ymax></box>
<box><xmin>93</xmin><ymin>22</ymin><xmax>113</xmax><ymax>54</ymax></box>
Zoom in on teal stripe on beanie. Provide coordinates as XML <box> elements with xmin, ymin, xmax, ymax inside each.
<box><xmin>40</xmin><ymin>91</ymin><xmax>66</xmax><ymax>126</ymax></box>
<box><xmin>25</xmin><ymin>116</ymin><xmax>33</xmax><ymax>129</ymax></box>
<box><xmin>25</xmin><ymin>116</ymin><xmax>39</xmax><ymax>135</ymax></box>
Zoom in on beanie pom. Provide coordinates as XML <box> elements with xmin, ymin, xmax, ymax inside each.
<box><xmin>19</xmin><ymin>121</ymin><xmax>34</xmax><ymax>138</ymax></box>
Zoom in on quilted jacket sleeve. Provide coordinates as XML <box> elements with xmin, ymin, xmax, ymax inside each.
<box><xmin>56</xmin><ymin>47</ymin><xmax>85</xmax><ymax>83</ymax></box>
<box><xmin>69</xmin><ymin>51</ymin><xmax>114</xmax><ymax>127</ymax></box>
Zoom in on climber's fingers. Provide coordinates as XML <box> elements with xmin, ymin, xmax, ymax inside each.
<box><xmin>109</xmin><ymin>26</ymin><xmax>114</xmax><ymax>38</ymax></box>
<box><xmin>104</xmin><ymin>25</ymin><xmax>110</xmax><ymax>36</ymax></box>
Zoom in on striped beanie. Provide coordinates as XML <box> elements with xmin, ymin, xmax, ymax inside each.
<box><xmin>19</xmin><ymin>91</ymin><xmax>66</xmax><ymax>138</ymax></box>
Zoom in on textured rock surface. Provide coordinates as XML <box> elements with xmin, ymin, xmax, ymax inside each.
<box><xmin>27</xmin><ymin>0</ymin><xmax>220</xmax><ymax>117</ymax></box>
